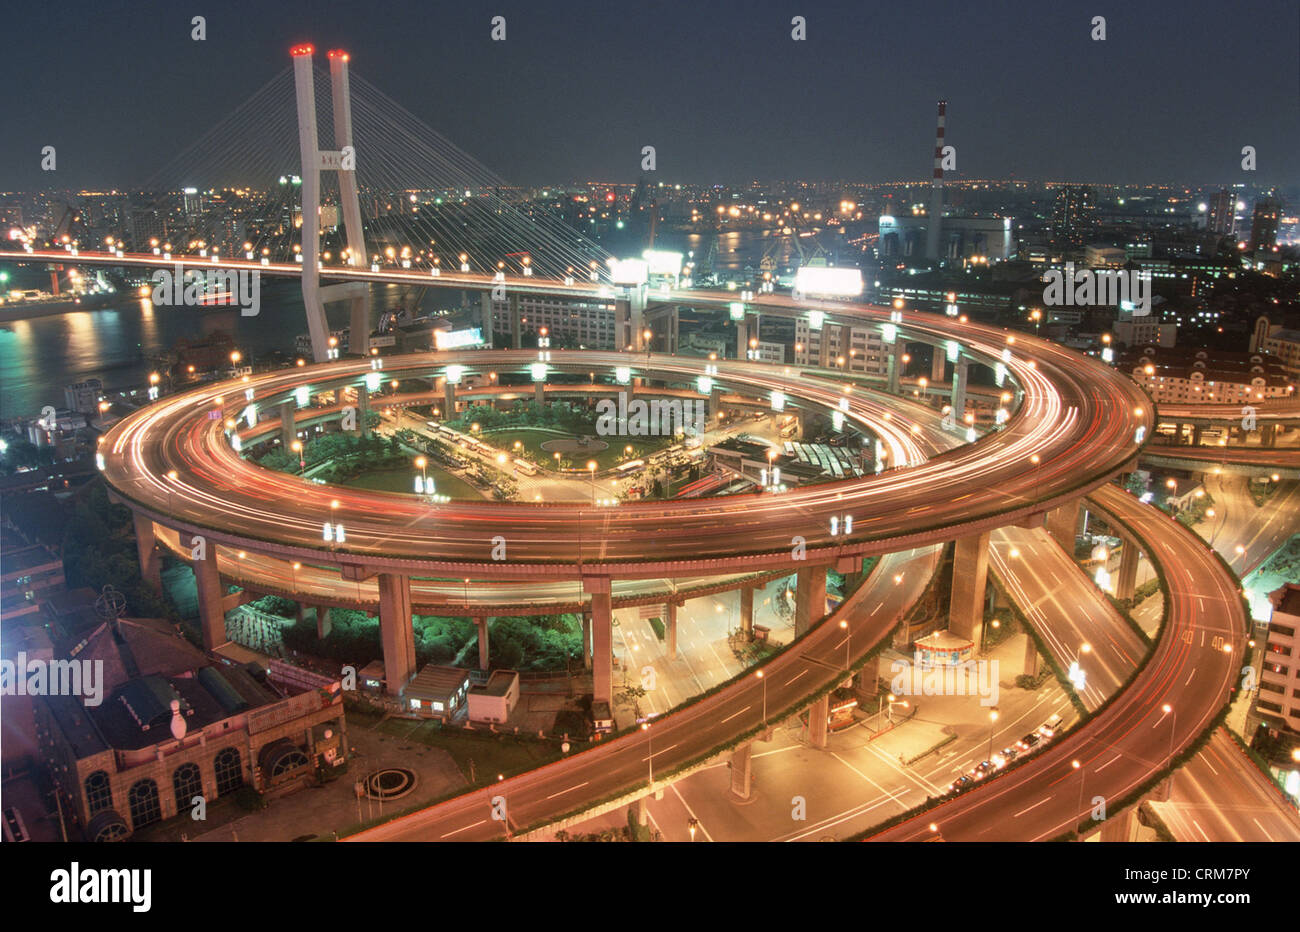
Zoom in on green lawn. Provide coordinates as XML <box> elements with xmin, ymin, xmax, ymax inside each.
<box><xmin>373</xmin><ymin>716</ymin><xmax>561</xmax><ymax>783</ymax></box>
<box><xmin>483</xmin><ymin>426</ymin><xmax>672</xmax><ymax>471</ymax></box>
<box><xmin>341</xmin><ymin>465</ymin><xmax>485</xmax><ymax>501</ymax></box>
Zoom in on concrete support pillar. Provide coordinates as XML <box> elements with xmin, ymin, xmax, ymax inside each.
<box><xmin>1262</xmin><ymin>423</ymin><xmax>1277</xmax><ymax>447</ymax></box>
<box><xmin>133</xmin><ymin>512</ymin><xmax>161</xmax><ymax>593</ymax></box>
<box><xmin>1191</xmin><ymin>424</ymin><xmax>1203</xmax><ymax>446</ymax></box>
<box><xmin>377</xmin><ymin>573</ymin><xmax>416</xmax><ymax>695</ymax></box>
<box><xmin>582</xmin><ymin>612</ymin><xmax>592</xmax><ymax>670</ymax></box>
<box><xmin>948</xmin><ymin>531</ymin><xmax>991</xmax><ymax>644</ymax></box>
<box><xmin>508</xmin><ymin>293</ymin><xmax>521</xmax><ymax>350</ymax></box>
<box><xmin>887</xmin><ymin>341</ymin><xmax>903</xmax><ymax>394</ymax></box>
<box><xmin>475</xmin><ymin>616</ymin><xmax>490</xmax><ymax>671</ymax></box>
<box><xmin>856</xmin><ymin>656</ymin><xmax>879</xmax><ymax>700</ymax></box>
<box><xmin>669</xmin><ymin>307</ymin><xmax>680</xmax><ymax>355</ymax></box>
<box><xmin>795</xmin><ymin>565</ymin><xmax>828</xmax><ymax>637</ymax></box>
<box><xmin>797</xmin><ymin>409</ymin><xmax>814</xmax><ymax>440</ymax></box>
<box><xmin>1115</xmin><ymin>539</ymin><xmax>1140</xmax><ymax>602</ymax></box>
<box><xmin>1046</xmin><ymin>499</ymin><xmax>1081</xmax><ymax>554</ymax></box>
<box><xmin>950</xmin><ymin>357</ymin><xmax>968</xmax><ymax>420</ymax></box>
<box><xmin>808</xmin><ymin>694</ymin><xmax>829</xmax><ymax>749</ymax></box>
<box><xmin>817</xmin><ymin>325</ymin><xmax>832</xmax><ymax>368</ymax></box>
<box><xmin>534</xmin><ymin>380</ymin><xmax>544</xmax><ymax>404</ymax></box>
<box><xmin>931</xmin><ymin>346</ymin><xmax>946</xmax><ymax>383</ymax></box>
<box><xmin>479</xmin><ymin>291</ymin><xmax>493</xmax><ymax>337</ymax></box>
<box><xmin>442</xmin><ymin>379</ymin><xmax>455</xmax><ymax>419</ymax></box>
<box><xmin>279</xmin><ymin>401</ymin><xmax>296</xmax><ymax>448</ymax></box>
<box><xmin>590</xmin><ymin>590</ymin><xmax>613</xmax><ymax>706</ymax></box>
<box><xmin>739</xmin><ymin>585</ymin><xmax>755</xmax><ymax>638</ymax></box>
<box><xmin>665</xmin><ymin>601</ymin><xmax>678</xmax><ymax>659</ymax></box>
<box><xmin>730</xmin><ymin>741</ymin><xmax>753</xmax><ymax>800</ymax></box>
<box><xmin>1097</xmin><ymin>806</ymin><xmax>1137</xmax><ymax>842</ymax></box>
<box><xmin>735</xmin><ymin>315</ymin><xmax>749</xmax><ymax>360</ymax></box>
<box><xmin>183</xmin><ymin>534</ymin><xmax>226</xmax><ymax>651</ymax></box>
<box><xmin>709</xmin><ymin>386</ymin><xmax>721</xmax><ymax>423</ymax></box>
<box><xmin>633</xmin><ymin>797</ymin><xmax>649</xmax><ymax>826</ymax></box>
<box><xmin>1023</xmin><ymin>636</ymin><xmax>1040</xmax><ymax>678</ymax></box>
<box><xmin>356</xmin><ymin>384</ymin><xmax>370</xmax><ymax>437</ymax></box>
<box><xmin>315</xmin><ymin>606</ymin><xmax>332</xmax><ymax>639</ymax></box>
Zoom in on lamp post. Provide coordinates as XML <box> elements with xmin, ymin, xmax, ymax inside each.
<box><xmin>587</xmin><ymin>460</ymin><xmax>597</xmax><ymax>505</ymax></box>
<box><xmin>415</xmin><ymin>455</ymin><xmax>429</xmax><ymax>495</ymax></box>
<box><xmin>987</xmin><ymin>709</ymin><xmax>999</xmax><ymax>762</ymax></box>
<box><xmin>755</xmin><ymin>669</ymin><xmax>767</xmax><ymax>727</ymax></box>
<box><xmin>291</xmin><ymin>440</ymin><xmax>304</xmax><ymax>472</ymax></box>
<box><xmin>839</xmin><ymin>618</ymin><xmax>851</xmax><ymax>672</ymax></box>
<box><xmin>1161</xmin><ymin>702</ymin><xmax>1176</xmax><ymax>799</ymax></box>
<box><xmin>643</xmin><ymin>328</ymin><xmax>653</xmax><ymax>366</ymax></box>
<box><xmin>641</xmin><ymin>721</ymin><xmax>653</xmax><ymax>786</ymax></box>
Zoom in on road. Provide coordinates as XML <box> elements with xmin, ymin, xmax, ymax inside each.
<box><xmin>348</xmin><ymin>546</ymin><xmax>941</xmax><ymax>840</ymax></box>
<box><xmin>100</xmin><ymin>338</ymin><xmax>1150</xmax><ymax>579</ymax></box>
<box><xmin>869</xmin><ymin>483</ymin><xmax>1246</xmax><ymax>841</ymax></box>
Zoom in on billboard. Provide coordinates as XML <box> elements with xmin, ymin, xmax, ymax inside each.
<box><xmin>794</xmin><ymin>266</ymin><xmax>863</xmax><ymax>298</ymax></box>
<box><xmin>434</xmin><ymin>327</ymin><xmax>484</xmax><ymax>350</ymax></box>
<box><xmin>609</xmin><ymin>258</ymin><xmax>649</xmax><ymax>285</ymax></box>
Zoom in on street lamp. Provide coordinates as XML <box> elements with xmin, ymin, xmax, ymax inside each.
<box><xmin>839</xmin><ymin>619</ymin><xmax>851</xmax><ymax>671</ymax></box>
<box><xmin>291</xmin><ymin>439</ymin><xmax>304</xmax><ymax>471</ymax></box>
<box><xmin>755</xmin><ymin>669</ymin><xmax>767</xmax><ymax>727</ymax></box>
<box><xmin>587</xmin><ymin>460</ymin><xmax>597</xmax><ymax>505</ymax></box>
<box><xmin>987</xmin><ymin>709</ymin><xmax>999</xmax><ymax>762</ymax></box>
<box><xmin>641</xmin><ymin>721</ymin><xmax>653</xmax><ymax>786</ymax></box>
<box><xmin>643</xmin><ymin>328</ymin><xmax>653</xmax><ymax>364</ymax></box>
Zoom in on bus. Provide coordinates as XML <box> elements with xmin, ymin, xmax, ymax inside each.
<box><xmin>513</xmin><ymin>458</ymin><xmax>538</xmax><ymax>476</ymax></box>
<box><xmin>615</xmin><ymin>459</ymin><xmax>645</xmax><ymax>475</ymax></box>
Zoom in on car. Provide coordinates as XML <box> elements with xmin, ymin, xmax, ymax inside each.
<box><xmin>1018</xmin><ymin>732</ymin><xmax>1040</xmax><ymax>751</ymax></box>
<box><xmin>999</xmin><ymin>745</ymin><xmax>1021</xmax><ymax>763</ymax></box>
<box><xmin>972</xmin><ymin>760</ymin><xmax>997</xmax><ymax>780</ymax></box>
<box><xmin>947</xmin><ymin>775</ymin><xmax>975</xmax><ymax>794</ymax></box>
<box><xmin>991</xmin><ymin>753</ymin><xmax>1008</xmax><ymax>770</ymax></box>
<box><xmin>1038</xmin><ymin>714</ymin><xmax>1064</xmax><ymax>739</ymax></box>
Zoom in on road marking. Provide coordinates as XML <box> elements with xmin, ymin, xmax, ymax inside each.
<box><xmin>1252</xmin><ymin>818</ymin><xmax>1274</xmax><ymax>842</ymax></box>
<box><xmin>440</xmin><ymin>819</ymin><xmax>486</xmax><ymax>838</ymax></box>
<box><xmin>669</xmin><ymin>782</ymin><xmax>714</xmax><ymax>842</ymax></box>
<box><xmin>1184</xmin><ymin>669</ymin><xmax>1196</xmax><ymax>686</ymax></box>
<box><xmin>643</xmin><ymin>743</ymin><xmax>677</xmax><ymax>762</ymax></box>
<box><xmin>720</xmin><ymin>704</ymin><xmax>751</xmax><ymax>724</ymax></box>
<box><xmin>1013</xmin><ymin>797</ymin><xmax>1051</xmax><ymax>817</ymax></box>
<box><xmin>545</xmin><ymin>781</ymin><xmax>590</xmax><ymax>800</ymax></box>
<box><xmin>784</xmin><ymin>669</ymin><xmax>809</xmax><ymax>686</ymax></box>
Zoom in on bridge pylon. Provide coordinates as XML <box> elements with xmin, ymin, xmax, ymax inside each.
<box><xmin>291</xmin><ymin>45</ymin><xmax>372</xmax><ymax>362</ymax></box>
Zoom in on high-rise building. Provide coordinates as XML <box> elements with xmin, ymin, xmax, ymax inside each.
<box><xmin>1255</xmin><ymin>584</ymin><xmax>1300</xmax><ymax>756</ymax></box>
<box><xmin>1207</xmin><ymin>189</ymin><xmax>1236</xmax><ymax>236</ymax></box>
<box><xmin>1249</xmin><ymin>196</ymin><xmax>1281</xmax><ymax>251</ymax></box>
<box><xmin>1051</xmin><ymin>185</ymin><xmax>1097</xmax><ymax>248</ymax></box>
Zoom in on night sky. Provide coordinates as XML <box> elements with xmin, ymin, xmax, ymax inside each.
<box><xmin>3</xmin><ymin>0</ymin><xmax>1297</xmax><ymax>188</ymax></box>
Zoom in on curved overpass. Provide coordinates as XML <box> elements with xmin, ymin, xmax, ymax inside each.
<box><xmin>868</xmin><ymin>481</ymin><xmax>1246</xmax><ymax>841</ymax></box>
<box><xmin>99</xmin><ymin>340</ymin><xmax>1150</xmax><ymax>581</ymax></box>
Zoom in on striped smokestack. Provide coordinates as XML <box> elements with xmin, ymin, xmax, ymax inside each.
<box><xmin>925</xmin><ymin>99</ymin><xmax>946</xmax><ymax>261</ymax></box>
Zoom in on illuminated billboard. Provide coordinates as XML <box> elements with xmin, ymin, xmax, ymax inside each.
<box><xmin>609</xmin><ymin>258</ymin><xmax>648</xmax><ymax>285</ymax></box>
<box><xmin>794</xmin><ymin>266</ymin><xmax>863</xmax><ymax>298</ymax></box>
<box><xmin>434</xmin><ymin>327</ymin><xmax>484</xmax><ymax>350</ymax></box>
<box><xmin>642</xmin><ymin>250</ymin><xmax>683</xmax><ymax>278</ymax></box>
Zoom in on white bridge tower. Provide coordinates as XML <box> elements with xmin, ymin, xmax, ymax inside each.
<box><xmin>291</xmin><ymin>44</ymin><xmax>372</xmax><ymax>362</ymax></box>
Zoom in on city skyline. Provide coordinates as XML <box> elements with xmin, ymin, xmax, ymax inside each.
<box><xmin>2</xmin><ymin>0</ymin><xmax>1298</xmax><ymax>189</ymax></box>
<box><xmin>1</xmin><ymin>0</ymin><xmax>1298</xmax><ymax>876</ymax></box>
